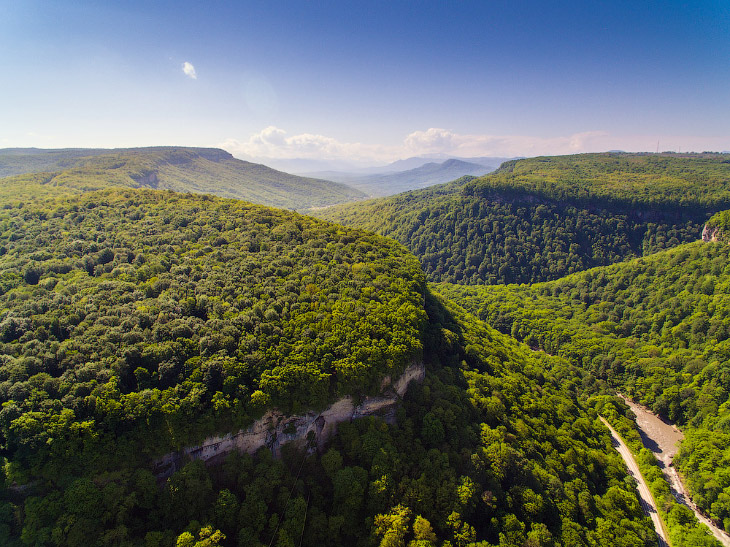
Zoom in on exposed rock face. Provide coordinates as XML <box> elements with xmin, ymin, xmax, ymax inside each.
<box><xmin>702</xmin><ymin>224</ymin><xmax>720</xmax><ymax>242</ymax></box>
<box><xmin>131</xmin><ymin>170</ymin><xmax>159</xmax><ymax>188</ymax></box>
<box><xmin>153</xmin><ymin>361</ymin><xmax>425</xmax><ymax>479</ymax></box>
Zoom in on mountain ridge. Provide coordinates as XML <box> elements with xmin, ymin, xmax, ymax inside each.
<box><xmin>317</xmin><ymin>152</ymin><xmax>730</xmax><ymax>285</ymax></box>
<box><xmin>0</xmin><ymin>146</ymin><xmax>365</xmax><ymax>210</ymax></box>
<box><xmin>0</xmin><ymin>184</ymin><xmax>659</xmax><ymax>546</ymax></box>
<box><xmin>299</xmin><ymin>157</ymin><xmax>503</xmax><ymax>197</ymax></box>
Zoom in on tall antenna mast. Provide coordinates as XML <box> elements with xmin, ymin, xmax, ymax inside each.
<box><xmin>656</xmin><ymin>139</ymin><xmax>659</xmax><ymax>154</ymax></box>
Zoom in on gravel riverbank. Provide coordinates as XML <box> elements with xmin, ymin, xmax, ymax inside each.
<box><xmin>621</xmin><ymin>396</ymin><xmax>730</xmax><ymax>547</ymax></box>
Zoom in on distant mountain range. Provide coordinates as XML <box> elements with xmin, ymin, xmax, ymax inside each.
<box><xmin>0</xmin><ymin>147</ymin><xmax>365</xmax><ymax>210</ymax></box>
<box><xmin>300</xmin><ymin>156</ymin><xmax>513</xmax><ymax>197</ymax></box>
<box><xmin>376</xmin><ymin>154</ymin><xmax>515</xmax><ymax>174</ymax></box>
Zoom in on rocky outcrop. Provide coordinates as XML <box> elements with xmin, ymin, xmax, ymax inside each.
<box><xmin>702</xmin><ymin>223</ymin><xmax>720</xmax><ymax>242</ymax></box>
<box><xmin>152</xmin><ymin>361</ymin><xmax>425</xmax><ymax>479</ymax></box>
<box><xmin>131</xmin><ymin>170</ymin><xmax>159</xmax><ymax>188</ymax></box>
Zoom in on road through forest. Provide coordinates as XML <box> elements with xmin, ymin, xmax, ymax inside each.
<box><xmin>599</xmin><ymin>416</ymin><xmax>669</xmax><ymax>547</ymax></box>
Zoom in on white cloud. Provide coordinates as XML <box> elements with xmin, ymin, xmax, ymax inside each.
<box><xmin>403</xmin><ymin>128</ymin><xmax>613</xmax><ymax>157</ymax></box>
<box><xmin>220</xmin><ymin>126</ymin><xmax>396</xmax><ymax>163</ymax></box>
<box><xmin>182</xmin><ymin>61</ymin><xmax>197</xmax><ymax>80</ymax></box>
<box><xmin>221</xmin><ymin>126</ymin><xmax>730</xmax><ymax>165</ymax></box>
<box><xmin>402</xmin><ymin>129</ymin><xmax>730</xmax><ymax>157</ymax></box>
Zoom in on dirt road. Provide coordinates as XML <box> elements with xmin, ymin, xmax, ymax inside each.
<box><xmin>599</xmin><ymin>416</ymin><xmax>669</xmax><ymax>547</ymax></box>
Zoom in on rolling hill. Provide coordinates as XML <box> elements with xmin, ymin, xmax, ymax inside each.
<box><xmin>0</xmin><ymin>148</ymin><xmax>112</xmax><ymax>178</ymax></box>
<box><xmin>317</xmin><ymin>152</ymin><xmax>730</xmax><ymax>285</ymax></box>
<box><xmin>0</xmin><ymin>185</ymin><xmax>659</xmax><ymax>546</ymax></box>
<box><xmin>0</xmin><ymin>147</ymin><xmax>365</xmax><ymax>210</ymax></box>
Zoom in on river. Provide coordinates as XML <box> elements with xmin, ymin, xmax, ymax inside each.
<box><xmin>621</xmin><ymin>396</ymin><xmax>730</xmax><ymax>547</ymax></box>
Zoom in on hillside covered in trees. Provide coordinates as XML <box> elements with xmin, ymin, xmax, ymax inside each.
<box><xmin>0</xmin><ymin>147</ymin><xmax>365</xmax><ymax>210</ymax></box>
<box><xmin>437</xmin><ymin>240</ymin><xmax>730</xmax><ymax>535</ymax></box>
<box><xmin>0</xmin><ymin>188</ymin><xmax>425</xmax><ymax>474</ymax></box>
<box><xmin>318</xmin><ymin>153</ymin><xmax>730</xmax><ymax>285</ymax></box>
<box><xmin>0</xmin><ymin>186</ymin><xmax>664</xmax><ymax>546</ymax></box>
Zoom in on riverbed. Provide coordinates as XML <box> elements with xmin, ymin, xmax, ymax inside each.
<box><xmin>621</xmin><ymin>396</ymin><xmax>730</xmax><ymax>547</ymax></box>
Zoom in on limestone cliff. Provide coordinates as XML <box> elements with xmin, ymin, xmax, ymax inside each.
<box><xmin>153</xmin><ymin>361</ymin><xmax>425</xmax><ymax>478</ymax></box>
<box><xmin>702</xmin><ymin>223</ymin><xmax>721</xmax><ymax>242</ymax></box>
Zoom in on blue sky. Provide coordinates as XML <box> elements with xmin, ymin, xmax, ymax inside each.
<box><xmin>2</xmin><ymin>0</ymin><xmax>729</xmax><ymax>165</ymax></box>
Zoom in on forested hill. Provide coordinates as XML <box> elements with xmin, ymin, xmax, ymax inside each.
<box><xmin>436</xmin><ymin>239</ymin><xmax>730</xmax><ymax>534</ymax></box>
<box><xmin>478</xmin><ymin>152</ymin><xmax>730</xmax><ymax>208</ymax></box>
<box><xmin>318</xmin><ymin>153</ymin><xmax>730</xmax><ymax>285</ymax></box>
<box><xmin>0</xmin><ymin>188</ymin><xmax>426</xmax><ymax>473</ymax></box>
<box><xmin>0</xmin><ymin>187</ymin><xmax>659</xmax><ymax>546</ymax></box>
<box><xmin>0</xmin><ymin>147</ymin><xmax>365</xmax><ymax>210</ymax></box>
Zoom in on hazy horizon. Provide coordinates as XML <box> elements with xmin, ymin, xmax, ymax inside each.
<box><xmin>2</xmin><ymin>1</ymin><xmax>729</xmax><ymax>164</ymax></box>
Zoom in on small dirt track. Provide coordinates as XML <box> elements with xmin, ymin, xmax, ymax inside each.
<box><xmin>600</xmin><ymin>417</ymin><xmax>669</xmax><ymax>547</ymax></box>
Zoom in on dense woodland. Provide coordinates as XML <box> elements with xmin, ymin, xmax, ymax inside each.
<box><xmin>0</xmin><ymin>188</ymin><xmax>426</xmax><ymax>474</ymax></box>
<box><xmin>470</xmin><ymin>153</ymin><xmax>730</xmax><ymax>208</ymax></box>
<box><xmin>437</xmin><ymin>241</ymin><xmax>730</xmax><ymax>534</ymax></box>
<box><xmin>0</xmin><ymin>184</ymin><xmax>663</xmax><ymax>546</ymax></box>
<box><xmin>319</xmin><ymin>153</ymin><xmax>730</xmax><ymax>285</ymax></box>
<box><xmin>2</xmin><ymin>152</ymin><xmax>730</xmax><ymax>546</ymax></box>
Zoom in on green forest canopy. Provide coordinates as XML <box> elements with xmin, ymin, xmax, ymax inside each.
<box><xmin>0</xmin><ymin>188</ymin><xmax>426</xmax><ymax>481</ymax></box>
<box><xmin>0</xmin><ymin>184</ymin><xmax>664</xmax><ymax>546</ymax></box>
<box><xmin>318</xmin><ymin>153</ymin><xmax>730</xmax><ymax>285</ymax></box>
<box><xmin>437</xmin><ymin>240</ymin><xmax>730</xmax><ymax>532</ymax></box>
<box><xmin>3</xmin><ymin>153</ymin><xmax>727</xmax><ymax>545</ymax></box>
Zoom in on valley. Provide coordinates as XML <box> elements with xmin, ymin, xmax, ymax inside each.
<box><xmin>0</xmin><ymin>151</ymin><xmax>729</xmax><ymax>546</ymax></box>
<box><xmin>621</xmin><ymin>398</ymin><xmax>730</xmax><ymax>547</ymax></box>
<box><xmin>318</xmin><ymin>153</ymin><xmax>730</xmax><ymax>285</ymax></box>
<box><xmin>300</xmin><ymin>158</ymin><xmax>500</xmax><ymax>198</ymax></box>
<box><xmin>7</xmin><ymin>1</ymin><xmax>728</xmax><ymax>545</ymax></box>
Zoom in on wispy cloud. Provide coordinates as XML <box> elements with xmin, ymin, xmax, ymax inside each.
<box><xmin>182</xmin><ymin>61</ymin><xmax>197</xmax><ymax>80</ymax></box>
<box><xmin>221</xmin><ymin>126</ymin><xmax>730</xmax><ymax>165</ymax></box>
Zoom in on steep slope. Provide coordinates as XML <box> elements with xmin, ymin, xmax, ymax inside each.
<box><xmin>0</xmin><ymin>188</ymin><xmax>425</xmax><ymax>476</ymax></box>
<box><xmin>436</xmin><ymin>239</ymin><xmax>730</xmax><ymax>534</ymax></box>
<box><xmin>0</xmin><ymin>186</ymin><xmax>657</xmax><ymax>545</ymax></box>
<box><xmin>318</xmin><ymin>153</ymin><xmax>730</xmax><ymax>285</ymax></box>
<box><xmin>704</xmin><ymin>209</ymin><xmax>730</xmax><ymax>241</ymax></box>
<box><xmin>0</xmin><ymin>147</ymin><xmax>365</xmax><ymax>210</ymax></box>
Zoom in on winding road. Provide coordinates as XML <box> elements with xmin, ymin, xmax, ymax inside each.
<box><xmin>599</xmin><ymin>416</ymin><xmax>670</xmax><ymax>547</ymax></box>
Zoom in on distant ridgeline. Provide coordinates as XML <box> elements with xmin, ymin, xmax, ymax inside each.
<box><xmin>0</xmin><ymin>187</ymin><xmax>658</xmax><ymax>546</ymax></box>
<box><xmin>318</xmin><ymin>152</ymin><xmax>730</xmax><ymax>285</ymax></box>
<box><xmin>0</xmin><ymin>146</ymin><xmax>365</xmax><ymax>210</ymax></box>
